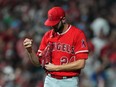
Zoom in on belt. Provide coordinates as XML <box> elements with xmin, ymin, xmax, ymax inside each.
<box><xmin>47</xmin><ymin>74</ymin><xmax>76</xmax><ymax>79</ymax></box>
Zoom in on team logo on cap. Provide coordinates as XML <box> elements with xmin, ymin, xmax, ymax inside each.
<box><xmin>48</xmin><ymin>14</ymin><xmax>59</xmax><ymax>21</ymax></box>
<box><xmin>48</xmin><ymin>14</ymin><xmax>53</xmax><ymax>21</ymax></box>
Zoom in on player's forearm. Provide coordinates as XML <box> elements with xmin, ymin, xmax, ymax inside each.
<box><xmin>26</xmin><ymin>50</ymin><xmax>40</xmax><ymax>67</ymax></box>
<box><xmin>56</xmin><ymin>59</ymin><xmax>85</xmax><ymax>71</ymax></box>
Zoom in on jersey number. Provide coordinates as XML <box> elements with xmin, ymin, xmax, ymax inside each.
<box><xmin>60</xmin><ymin>56</ymin><xmax>76</xmax><ymax>65</ymax></box>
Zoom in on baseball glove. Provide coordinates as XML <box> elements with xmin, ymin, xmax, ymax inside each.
<box><xmin>39</xmin><ymin>42</ymin><xmax>53</xmax><ymax>67</ymax></box>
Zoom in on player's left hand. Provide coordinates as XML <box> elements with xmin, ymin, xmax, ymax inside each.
<box><xmin>45</xmin><ymin>63</ymin><xmax>59</xmax><ymax>71</ymax></box>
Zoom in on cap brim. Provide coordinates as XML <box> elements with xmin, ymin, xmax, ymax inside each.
<box><xmin>44</xmin><ymin>19</ymin><xmax>60</xmax><ymax>26</ymax></box>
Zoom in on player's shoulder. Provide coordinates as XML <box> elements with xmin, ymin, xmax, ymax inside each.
<box><xmin>44</xmin><ymin>29</ymin><xmax>53</xmax><ymax>37</ymax></box>
<box><xmin>71</xmin><ymin>25</ymin><xmax>84</xmax><ymax>34</ymax></box>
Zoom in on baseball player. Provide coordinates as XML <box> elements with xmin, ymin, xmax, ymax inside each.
<box><xmin>23</xmin><ymin>7</ymin><xmax>89</xmax><ymax>87</ymax></box>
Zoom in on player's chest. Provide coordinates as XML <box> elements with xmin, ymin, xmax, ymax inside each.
<box><xmin>49</xmin><ymin>35</ymin><xmax>75</xmax><ymax>54</ymax></box>
<box><xmin>52</xmin><ymin>34</ymin><xmax>74</xmax><ymax>44</ymax></box>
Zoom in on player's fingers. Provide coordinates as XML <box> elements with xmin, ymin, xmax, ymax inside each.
<box><xmin>24</xmin><ymin>43</ymin><xmax>32</xmax><ymax>47</ymax></box>
<box><xmin>23</xmin><ymin>38</ymin><xmax>32</xmax><ymax>43</ymax></box>
<box><xmin>23</xmin><ymin>38</ymin><xmax>33</xmax><ymax>48</ymax></box>
<box><xmin>24</xmin><ymin>45</ymin><xmax>32</xmax><ymax>49</ymax></box>
<box><xmin>23</xmin><ymin>41</ymin><xmax>32</xmax><ymax>45</ymax></box>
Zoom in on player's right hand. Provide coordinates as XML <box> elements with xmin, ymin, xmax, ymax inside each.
<box><xmin>23</xmin><ymin>38</ymin><xmax>33</xmax><ymax>51</ymax></box>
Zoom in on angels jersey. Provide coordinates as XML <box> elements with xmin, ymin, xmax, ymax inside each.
<box><xmin>37</xmin><ymin>25</ymin><xmax>89</xmax><ymax>76</ymax></box>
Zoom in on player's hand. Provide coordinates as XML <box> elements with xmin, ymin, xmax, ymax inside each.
<box><xmin>45</xmin><ymin>63</ymin><xmax>59</xmax><ymax>71</ymax></box>
<box><xmin>23</xmin><ymin>38</ymin><xmax>33</xmax><ymax>52</ymax></box>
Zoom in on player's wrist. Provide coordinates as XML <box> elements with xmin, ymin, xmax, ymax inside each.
<box><xmin>55</xmin><ymin>65</ymin><xmax>61</xmax><ymax>71</ymax></box>
<box><xmin>26</xmin><ymin>47</ymin><xmax>32</xmax><ymax>53</ymax></box>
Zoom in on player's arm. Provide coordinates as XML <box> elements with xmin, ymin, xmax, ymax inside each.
<box><xmin>27</xmin><ymin>50</ymin><xmax>40</xmax><ymax>67</ymax></box>
<box><xmin>45</xmin><ymin>58</ymin><xmax>86</xmax><ymax>71</ymax></box>
<box><xmin>23</xmin><ymin>38</ymin><xmax>40</xmax><ymax>67</ymax></box>
<box><xmin>56</xmin><ymin>59</ymin><xmax>85</xmax><ymax>71</ymax></box>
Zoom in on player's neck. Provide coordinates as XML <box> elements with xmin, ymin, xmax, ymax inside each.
<box><xmin>62</xmin><ymin>23</ymin><xmax>69</xmax><ymax>33</ymax></box>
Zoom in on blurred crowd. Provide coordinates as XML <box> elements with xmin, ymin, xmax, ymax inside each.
<box><xmin>0</xmin><ymin>0</ymin><xmax>116</xmax><ymax>87</ymax></box>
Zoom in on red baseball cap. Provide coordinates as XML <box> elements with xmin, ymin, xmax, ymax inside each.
<box><xmin>44</xmin><ymin>7</ymin><xmax>65</xmax><ymax>26</ymax></box>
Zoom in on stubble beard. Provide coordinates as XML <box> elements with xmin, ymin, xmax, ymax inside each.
<box><xmin>53</xmin><ymin>22</ymin><xmax>64</xmax><ymax>33</ymax></box>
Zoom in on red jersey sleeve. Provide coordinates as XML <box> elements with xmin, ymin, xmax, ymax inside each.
<box><xmin>36</xmin><ymin>31</ymin><xmax>50</xmax><ymax>56</ymax></box>
<box><xmin>74</xmin><ymin>31</ymin><xmax>89</xmax><ymax>60</ymax></box>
